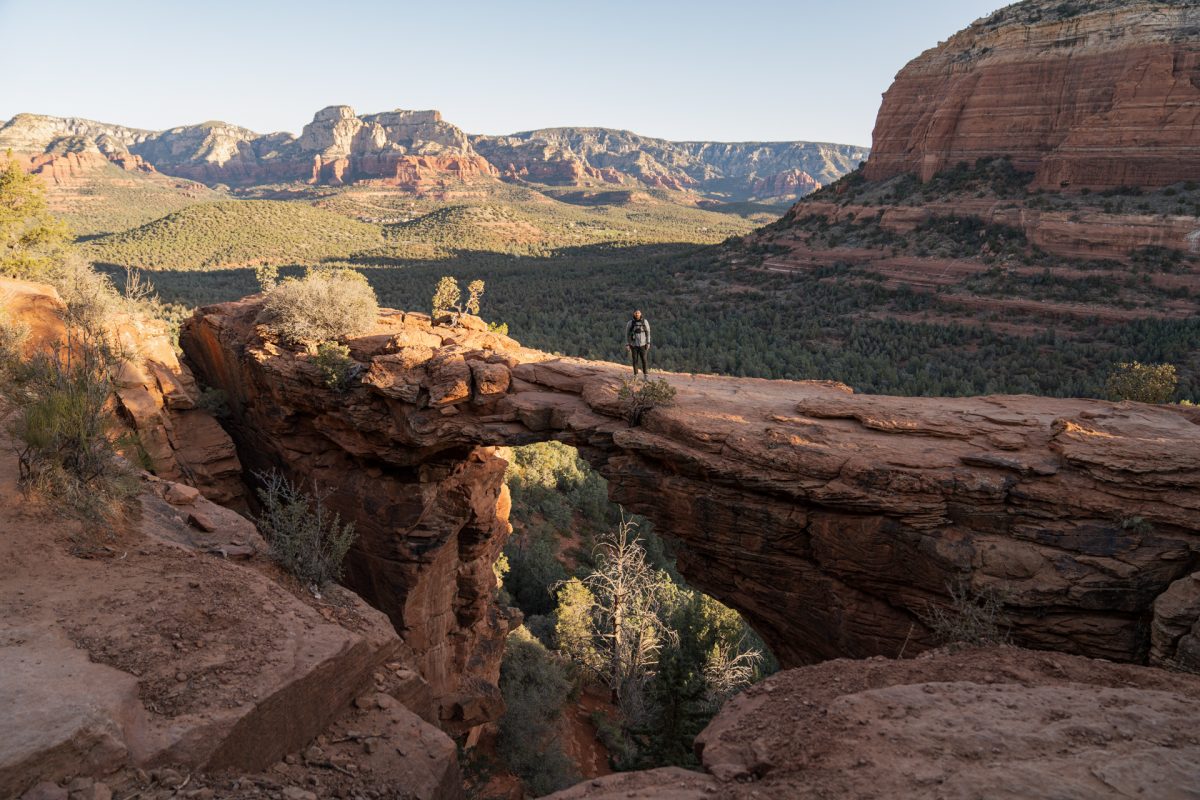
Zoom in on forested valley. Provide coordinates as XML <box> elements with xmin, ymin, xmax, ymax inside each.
<box><xmin>107</xmin><ymin>239</ymin><xmax>1200</xmax><ymax>401</ymax></box>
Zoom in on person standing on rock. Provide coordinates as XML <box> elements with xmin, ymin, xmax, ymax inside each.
<box><xmin>626</xmin><ymin>309</ymin><xmax>651</xmax><ymax>378</ymax></box>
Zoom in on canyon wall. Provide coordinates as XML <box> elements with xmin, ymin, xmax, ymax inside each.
<box><xmin>864</xmin><ymin>0</ymin><xmax>1200</xmax><ymax>190</ymax></box>
<box><xmin>182</xmin><ymin>297</ymin><xmax>1200</xmax><ymax>690</ymax></box>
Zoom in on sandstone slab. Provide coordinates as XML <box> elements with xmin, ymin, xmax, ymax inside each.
<box><xmin>0</xmin><ymin>443</ymin><xmax>400</xmax><ymax>797</ymax></box>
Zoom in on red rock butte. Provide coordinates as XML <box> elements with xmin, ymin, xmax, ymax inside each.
<box><xmin>180</xmin><ymin>295</ymin><xmax>1200</xmax><ymax>726</ymax></box>
<box><xmin>864</xmin><ymin>1</ymin><xmax>1200</xmax><ymax>190</ymax></box>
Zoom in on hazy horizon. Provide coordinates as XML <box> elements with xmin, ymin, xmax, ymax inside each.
<box><xmin>0</xmin><ymin>0</ymin><xmax>1004</xmax><ymax>147</ymax></box>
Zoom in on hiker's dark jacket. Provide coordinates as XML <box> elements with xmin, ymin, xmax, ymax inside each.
<box><xmin>626</xmin><ymin>317</ymin><xmax>651</xmax><ymax>347</ymax></box>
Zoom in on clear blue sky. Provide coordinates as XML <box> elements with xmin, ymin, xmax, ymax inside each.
<box><xmin>0</xmin><ymin>0</ymin><xmax>1004</xmax><ymax>146</ymax></box>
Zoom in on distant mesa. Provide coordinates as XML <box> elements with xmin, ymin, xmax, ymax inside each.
<box><xmin>0</xmin><ymin>106</ymin><xmax>868</xmax><ymax>202</ymax></box>
<box><xmin>747</xmin><ymin>0</ymin><xmax>1200</xmax><ymax>321</ymax></box>
<box><xmin>469</xmin><ymin>128</ymin><xmax>864</xmax><ymax>202</ymax></box>
<box><xmin>864</xmin><ymin>0</ymin><xmax>1200</xmax><ymax>190</ymax></box>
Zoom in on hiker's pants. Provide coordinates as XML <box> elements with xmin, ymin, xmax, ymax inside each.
<box><xmin>630</xmin><ymin>345</ymin><xmax>649</xmax><ymax>376</ymax></box>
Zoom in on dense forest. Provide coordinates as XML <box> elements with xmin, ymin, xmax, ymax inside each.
<box><xmin>109</xmin><ymin>240</ymin><xmax>1200</xmax><ymax>401</ymax></box>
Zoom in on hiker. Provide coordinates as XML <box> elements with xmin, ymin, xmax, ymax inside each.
<box><xmin>625</xmin><ymin>309</ymin><xmax>651</xmax><ymax>378</ymax></box>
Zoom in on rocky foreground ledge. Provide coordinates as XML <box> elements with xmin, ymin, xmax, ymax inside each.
<box><xmin>182</xmin><ymin>295</ymin><xmax>1200</xmax><ymax>699</ymax></box>
<box><xmin>547</xmin><ymin>646</ymin><xmax>1200</xmax><ymax>799</ymax></box>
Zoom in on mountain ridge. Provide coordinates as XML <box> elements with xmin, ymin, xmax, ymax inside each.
<box><xmin>0</xmin><ymin>107</ymin><xmax>867</xmax><ymax>203</ymax></box>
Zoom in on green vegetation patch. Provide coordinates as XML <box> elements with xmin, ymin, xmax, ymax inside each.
<box><xmin>60</xmin><ymin>164</ymin><xmax>226</xmax><ymax>238</ymax></box>
<box><xmin>84</xmin><ymin>200</ymin><xmax>385</xmax><ymax>270</ymax></box>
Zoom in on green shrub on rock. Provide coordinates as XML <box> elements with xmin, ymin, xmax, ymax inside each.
<box><xmin>257</xmin><ymin>267</ymin><xmax>378</xmax><ymax>345</ymax></box>
<box><xmin>313</xmin><ymin>341</ymin><xmax>358</xmax><ymax>391</ymax></box>
<box><xmin>1105</xmin><ymin>361</ymin><xmax>1177</xmax><ymax>404</ymax></box>
<box><xmin>618</xmin><ymin>377</ymin><xmax>677</xmax><ymax>425</ymax></box>
<box><xmin>1</xmin><ymin>324</ymin><xmax>137</xmax><ymax>522</ymax></box>
<box><xmin>253</xmin><ymin>469</ymin><xmax>357</xmax><ymax>589</ymax></box>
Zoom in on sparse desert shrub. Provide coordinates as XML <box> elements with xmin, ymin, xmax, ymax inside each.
<box><xmin>253</xmin><ymin>469</ymin><xmax>357</xmax><ymax>589</ymax></box>
<box><xmin>1</xmin><ymin>325</ymin><xmax>137</xmax><ymax>522</ymax></box>
<box><xmin>497</xmin><ymin>627</ymin><xmax>579</xmax><ymax>797</ymax></box>
<box><xmin>0</xmin><ymin>305</ymin><xmax>29</xmax><ymax>381</ymax></box>
<box><xmin>618</xmin><ymin>377</ymin><xmax>677</xmax><ymax>425</ymax></box>
<box><xmin>257</xmin><ymin>267</ymin><xmax>379</xmax><ymax>345</ymax></box>
<box><xmin>702</xmin><ymin>641</ymin><xmax>764</xmax><ymax>710</ymax></box>
<box><xmin>255</xmin><ymin>263</ymin><xmax>279</xmax><ymax>292</ymax></box>
<box><xmin>312</xmin><ymin>341</ymin><xmax>359</xmax><ymax>391</ymax></box>
<box><xmin>52</xmin><ymin>255</ymin><xmax>121</xmax><ymax>333</ymax></box>
<box><xmin>921</xmin><ymin>583</ymin><xmax>1010</xmax><ymax>647</ymax></box>
<box><xmin>1105</xmin><ymin>361</ymin><xmax>1177</xmax><ymax>404</ymax></box>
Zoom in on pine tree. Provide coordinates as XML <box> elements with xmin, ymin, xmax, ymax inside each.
<box><xmin>0</xmin><ymin>153</ymin><xmax>70</xmax><ymax>280</ymax></box>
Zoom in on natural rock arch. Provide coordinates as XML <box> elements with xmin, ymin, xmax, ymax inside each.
<box><xmin>182</xmin><ymin>297</ymin><xmax>1200</xmax><ymax>727</ymax></box>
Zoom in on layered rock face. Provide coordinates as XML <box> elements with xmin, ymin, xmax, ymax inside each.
<box><xmin>181</xmin><ymin>304</ymin><xmax>519</xmax><ymax>732</ymax></box>
<box><xmin>1</xmin><ymin>110</ymin><xmax>867</xmax><ymax>200</ymax></box>
<box><xmin>865</xmin><ymin>0</ymin><xmax>1200</xmax><ymax>190</ymax></box>
<box><xmin>1</xmin><ymin>279</ymin><xmax>243</xmax><ymax>504</ymax></box>
<box><xmin>182</xmin><ymin>297</ymin><xmax>1200</xmax><ymax>686</ymax></box>
<box><xmin>784</xmin><ymin>198</ymin><xmax>1200</xmax><ymax>262</ymax></box>
<box><xmin>0</xmin><ymin>106</ymin><xmax>499</xmax><ymax>191</ymax></box>
<box><xmin>472</xmin><ymin>128</ymin><xmax>867</xmax><ymax>201</ymax></box>
<box><xmin>0</xmin><ymin>114</ymin><xmax>159</xmax><ymax>184</ymax></box>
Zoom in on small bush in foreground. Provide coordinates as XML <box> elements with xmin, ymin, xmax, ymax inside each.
<box><xmin>1106</xmin><ymin>361</ymin><xmax>1177</xmax><ymax>404</ymax></box>
<box><xmin>257</xmin><ymin>267</ymin><xmax>378</xmax><ymax>345</ymax></box>
<box><xmin>313</xmin><ymin>341</ymin><xmax>358</xmax><ymax>391</ymax></box>
<box><xmin>618</xmin><ymin>377</ymin><xmax>677</xmax><ymax>425</ymax></box>
<box><xmin>253</xmin><ymin>469</ymin><xmax>357</xmax><ymax>589</ymax></box>
<box><xmin>1</xmin><ymin>324</ymin><xmax>137</xmax><ymax>522</ymax></box>
<box><xmin>0</xmin><ymin>306</ymin><xmax>29</xmax><ymax>381</ymax></box>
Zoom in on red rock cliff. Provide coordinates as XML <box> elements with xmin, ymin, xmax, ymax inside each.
<box><xmin>182</xmin><ymin>297</ymin><xmax>1200</xmax><ymax>693</ymax></box>
<box><xmin>865</xmin><ymin>1</ymin><xmax>1200</xmax><ymax>190</ymax></box>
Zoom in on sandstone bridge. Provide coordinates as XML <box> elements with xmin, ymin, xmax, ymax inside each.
<box><xmin>182</xmin><ymin>298</ymin><xmax>1200</xmax><ymax>727</ymax></box>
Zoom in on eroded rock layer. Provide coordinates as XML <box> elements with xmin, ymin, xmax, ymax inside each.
<box><xmin>182</xmin><ymin>297</ymin><xmax>1200</xmax><ymax>687</ymax></box>
<box><xmin>864</xmin><ymin>1</ymin><xmax>1200</xmax><ymax>190</ymax></box>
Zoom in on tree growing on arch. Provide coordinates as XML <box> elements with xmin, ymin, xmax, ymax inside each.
<box><xmin>431</xmin><ymin>275</ymin><xmax>485</xmax><ymax>325</ymax></box>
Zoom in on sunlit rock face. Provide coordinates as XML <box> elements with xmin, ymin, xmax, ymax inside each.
<box><xmin>0</xmin><ymin>106</ymin><xmax>499</xmax><ymax>190</ymax></box>
<box><xmin>183</xmin><ymin>295</ymin><xmax>1200</xmax><ymax>724</ymax></box>
<box><xmin>864</xmin><ymin>1</ymin><xmax>1200</xmax><ymax>190</ymax></box>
